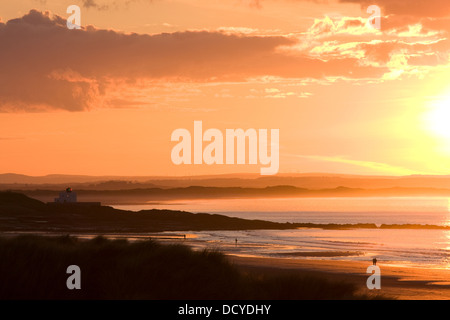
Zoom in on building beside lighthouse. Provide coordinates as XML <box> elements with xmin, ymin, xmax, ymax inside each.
<box><xmin>55</xmin><ymin>187</ymin><xmax>77</xmax><ymax>203</ymax></box>
<box><xmin>50</xmin><ymin>187</ymin><xmax>100</xmax><ymax>206</ymax></box>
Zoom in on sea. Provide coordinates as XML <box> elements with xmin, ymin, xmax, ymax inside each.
<box><xmin>111</xmin><ymin>197</ymin><xmax>450</xmax><ymax>269</ymax></box>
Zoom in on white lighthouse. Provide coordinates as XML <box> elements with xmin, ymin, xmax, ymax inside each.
<box><xmin>54</xmin><ymin>187</ymin><xmax>77</xmax><ymax>203</ymax></box>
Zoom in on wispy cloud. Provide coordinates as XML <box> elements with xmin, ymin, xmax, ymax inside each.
<box><xmin>80</xmin><ymin>0</ymin><xmax>109</xmax><ymax>10</ymax></box>
<box><xmin>79</xmin><ymin>0</ymin><xmax>153</xmax><ymax>11</ymax></box>
<box><xmin>291</xmin><ymin>154</ymin><xmax>424</xmax><ymax>175</ymax></box>
<box><xmin>248</xmin><ymin>0</ymin><xmax>450</xmax><ymax>17</ymax></box>
<box><xmin>339</xmin><ymin>0</ymin><xmax>450</xmax><ymax>18</ymax></box>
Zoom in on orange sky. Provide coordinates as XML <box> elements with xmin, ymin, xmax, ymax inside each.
<box><xmin>1</xmin><ymin>0</ymin><xmax>450</xmax><ymax>176</ymax></box>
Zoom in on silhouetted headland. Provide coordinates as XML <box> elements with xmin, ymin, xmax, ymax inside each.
<box><xmin>0</xmin><ymin>192</ymin><xmax>448</xmax><ymax>233</ymax></box>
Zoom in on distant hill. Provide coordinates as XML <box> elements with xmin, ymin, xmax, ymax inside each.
<box><xmin>0</xmin><ymin>173</ymin><xmax>160</xmax><ymax>185</ymax></box>
<box><xmin>3</xmin><ymin>172</ymin><xmax>450</xmax><ymax>190</ymax></box>
<box><xmin>5</xmin><ymin>185</ymin><xmax>450</xmax><ymax>205</ymax></box>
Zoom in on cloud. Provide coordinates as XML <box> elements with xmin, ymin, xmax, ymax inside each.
<box><xmin>294</xmin><ymin>154</ymin><xmax>423</xmax><ymax>175</ymax></box>
<box><xmin>0</xmin><ymin>10</ymin><xmax>387</xmax><ymax>112</ymax></box>
<box><xmin>245</xmin><ymin>0</ymin><xmax>450</xmax><ymax>18</ymax></box>
<box><xmin>79</xmin><ymin>0</ymin><xmax>153</xmax><ymax>11</ymax></box>
<box><xmin>0</xmin><ymin>137</ymin><xmax>23</xmax><ymax>140</ymax></box>
<box><xmin>297</xmin><ymin>11</ymin><xmax>450</xmax><ymax>81</ymax></box>
<box><xmin>80</xmin><ymin>0</ymin><xmax>108</xmax><ymax>10</ymax></box>
<box><xmin>251</xmin><ymin>0</ymin><xmax>450</xmax><ymax>18</ymax></box>
<box><xmin>306</xmin><ymin>16</ymin><xmax>378</xmax><ymax>38</ymax></box>
<box><xmin>7</xmin><ymin>7</ymin><xmax>448</xmax><ymax>113</ymax></box>
<box><xmin>339</xmin><ymin>0</ymin><xmax>450</xmax><ymax>18</ymax></box>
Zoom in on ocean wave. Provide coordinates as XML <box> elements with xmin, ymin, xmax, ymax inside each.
<box><xmin>293</xmin><ymin>223</ymin><xmax>450</xmax><ymax>230</ymax></box>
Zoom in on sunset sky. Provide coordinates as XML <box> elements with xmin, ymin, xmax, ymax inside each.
<box><xmin>1</xmin><ymin>0</ymin><xmax>450</xmax><ymax>176</ymax></box>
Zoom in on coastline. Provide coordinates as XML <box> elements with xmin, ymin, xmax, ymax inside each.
<box><xmin>227</xmin><ymin>255</ymin><xmax>450</xmax><ymax>300</ymax></box>
<box><xmin>3</xmin><ymin>229</ymin><xmax>450</xmax><ymax>299</ymax></box>
<box><xmin>3</xmin><ymin>192</ymin><xmax>450</xmax><ymax>300</ymax></box>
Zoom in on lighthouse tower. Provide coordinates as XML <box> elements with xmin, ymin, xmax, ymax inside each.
<box><xmin>54</xmin><ymin>187</ymin><xmax>77</xmax><ymax>203</ymax></box>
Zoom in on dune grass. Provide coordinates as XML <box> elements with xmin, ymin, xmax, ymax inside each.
<box><xmin>0</xmin><ymin>235</ymin><xmax>388</xmax><ymax>300</ymax></box>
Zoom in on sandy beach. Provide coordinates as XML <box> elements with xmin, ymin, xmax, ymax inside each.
<box><xmin>227</xmin><ymin>255</ymin><xmax>450</xmax><ymax>300</ymax></box>
<box><xmin>119</xmin><ymin>234</ymin><xmax>450</xmax><ymax>300</ymax></box>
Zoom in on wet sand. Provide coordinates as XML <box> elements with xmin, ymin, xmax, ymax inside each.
<box><xmin>4</xmin><ymin>230</ymin><xmax>450</xmax><ymax>299</ymax></box>
<box><xmin>227</xmin><ymin>255</ymin><xmax>450</xmax><ymax>300</ymax></box>
<box><xmin>149</xmin><ymin>235</ymin><xmax>450</xmax><ymax>299</ymax></box>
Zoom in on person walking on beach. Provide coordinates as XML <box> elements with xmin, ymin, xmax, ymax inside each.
<box><xmin>372</xmin><ymin>258</ymin><xmax>377</xmax><ymax>266</ymax></box>
<box><xmin>235</xmin><ymin>238</ymin><xmax>238</xmax><ymax>247</ymax></box>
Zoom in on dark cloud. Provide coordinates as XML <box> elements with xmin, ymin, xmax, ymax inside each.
<box><xmin>0</xmin><ymin>10</ymin><xmax>386</xmax><ymax>112</ymax></box>
<box><xmin>81</xmin><ymin>0</ymin><xmax>107</xmax><ymax>10</ymax></box>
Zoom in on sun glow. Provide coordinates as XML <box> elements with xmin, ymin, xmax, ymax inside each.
<box><xmin>425</xmin><ymin>93</ymin><xmax>450</xmax><ymax>140</ymax></box>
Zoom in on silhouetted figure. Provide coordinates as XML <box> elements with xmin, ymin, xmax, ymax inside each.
<box><xmin>372</xmin><ymin>258</ymin><xmax>377</xmax><ymax>266</ymax></box>
<box><xmin>183</xmin><ymin>234</ymin><xmax>186</xmax><ymax>240</ymax></box>
<box><xmin>235</xmin><ymin>238</ymin><xmax>238</xmax><ymax>247</ymax></box>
